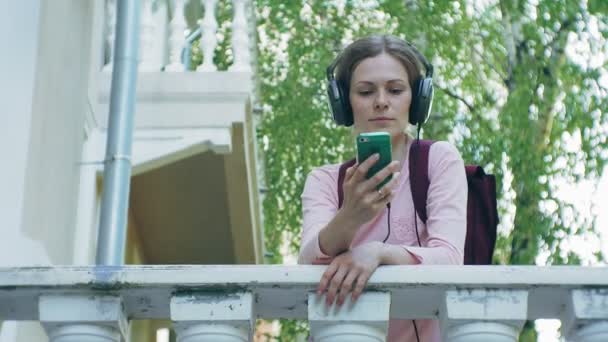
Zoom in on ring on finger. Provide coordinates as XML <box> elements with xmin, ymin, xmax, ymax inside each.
<box><xmin>377</xmin><ymin>189</ymin><xmax>385</xmax><ymax>199</ymax></box>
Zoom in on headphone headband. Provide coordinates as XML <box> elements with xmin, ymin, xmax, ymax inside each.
<box><xmin>326</xmin><ymin>43</ymin><xmax>433</xmax><ymax>85</ymax></box>
<box><xmin>405</xmin><ymin>41</ymin><xmax>433</xmax><ymax>78</ymax></box>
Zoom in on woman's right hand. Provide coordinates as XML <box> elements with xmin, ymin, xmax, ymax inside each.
<box><xmin>338</xmin><ymin>154</ymin><xmax>401</xmax><ymax>230</ymax></box>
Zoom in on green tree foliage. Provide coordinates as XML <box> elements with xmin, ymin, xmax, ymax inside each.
<box><xmin>253</xmin><ymin>0</ymin><xmax>607</xmax><ymax>339</ymax></box>
<box><xmin>256</xmin><ymin>0</ymin><xmax>608</xmax><ymax>266</ymax></box>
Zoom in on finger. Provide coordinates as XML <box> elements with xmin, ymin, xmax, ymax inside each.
<box><xmin>317</xmin><ymin>261</ymin><xmax>339</xmax><ymax>295</ymax></box>
<box><xmin>376</xmin><ymin>171</ymin><xmax>401</xmax><ymax>200</ymax></box>
<box><xmin>337</xmin><ymin>269</ymin><xmax>360</xmax><ymax>306</ymax></box>
<box><xmin>344</xmin><ymin>164</ymin><xmax>357</xmax><ymax>182</ymax></box>
<box><xmin>371</xmin><ymin>191</ymin><xmax>397</xmax><ymax>212</ymax></box>
<box><xmin>351</xmin><ymin>271</ymin><xmax>371</xmax><ymax>302</ymax></box>
<box><xmin>361</xmin><ymin>160</ymin><xmax>400</xmax><ymax>192</ymax></box>
<box><xmin>352</xmin><ymin>153</ymin><xmax>380</xmax><ymax>182</ymax></box>
<box><xmin>326</xmin><ymin>265</ymin><xmax>348</xmax><ymax>305</ymax></box>
<box><xmin>361</xmin><ymin>173</ymin><xmax>399</xmax><ymax>207</ymax></box>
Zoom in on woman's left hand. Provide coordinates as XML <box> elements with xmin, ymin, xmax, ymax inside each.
<box><xmin>316</xmin><ymin>241</ymin><xmax>384</xmax><ymax>306</ymax></box>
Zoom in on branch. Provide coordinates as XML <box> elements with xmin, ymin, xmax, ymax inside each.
<box><xmin>498</xmin><ymin>0</ymin><xmax>519</xmax><ymax>90</ymax></box>
<box><xmin>469</xmin><ymin>44</ymin><xmax>508</xmax><ymax>82</ymax></box>
<box><xmin>536</xmin><ymin>18</ymin><xmax>574</xmax><ymax>152</ymax></box>
<box><xmin>435</xmin><ymin>85</ymin><xmax>475</xmax><ymax>113</ymax></box>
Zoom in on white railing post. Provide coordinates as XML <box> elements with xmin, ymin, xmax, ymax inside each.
<box><xmin>166</xmin><ymin>0</ymin><xmax>188</xmax><ymax>71</ymax></box>
<box><xmin>38</xmin><ymin>295</ymin><xmax>128</xmax><ymax>342</ymax></box>
<box><xmin>197</xmin><ymin>0</ymin><xmax>218</xmax><ymax>71</ymax></box>
<box><xmin>563</xmin><ymin>289</ymin><xmax>608</xmax><ymax>342</ymax></box>
<box><xmin>139</xmin><ymin>0</ymin><xmax>166</xmax><ymax>71</ymax></box>
<box><xmin>229</xmin><ymin>0</ymin><xmax>251</xmax><ymax>72</ymax></box>
<box><xmin>308</xmin><ymin>292</ymin><xmax>390</xmax><ymax>342</ymax></box>
<box><xmin>170</xmin><ymin>292</ymin><xmax>253</xmax><ymax>342</ymax></box>
<box><xmin>440</xmin><ymin>289</ymin><xmax>527</xmax><ymax>342</ymax></box>
<box><xmin>103</xmin><ymin>0</ymin><xmax>117</xmax><ymax>72</ymax></box>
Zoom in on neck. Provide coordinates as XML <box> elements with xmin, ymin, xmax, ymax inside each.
<box><xmin>391</xmin><ymin>133</ymin><xmax>410</xmax><ymax>164</ymax></box>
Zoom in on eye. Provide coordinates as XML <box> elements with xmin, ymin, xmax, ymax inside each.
<box><xmin>358</xmin><ymin>90</ymin><xmax>373</xmax><ymax>96</ymax></box>
<box><xmin>389</xmin><ymin>88</ymin><xmax>404</xmax><ymax>94</ymax></box>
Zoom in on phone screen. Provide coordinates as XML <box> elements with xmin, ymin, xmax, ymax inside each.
<box><xmin>356</xmin><ymin>132</ymin><xmax>392</xmax><ymax>189</ymax></box>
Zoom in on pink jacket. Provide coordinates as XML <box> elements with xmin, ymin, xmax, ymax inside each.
<box><xmin>299</xmin><ymin>140</ymin><xmax>467</xmax><ymax>341</ymax></box>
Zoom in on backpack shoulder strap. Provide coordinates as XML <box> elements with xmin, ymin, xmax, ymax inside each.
<box><xmin>338</xmin><ymin>159</ymin><xmax>356</xmax><ymax>208</ymax></box>
<box><xmin>409</xmin><ymin>139</ymin><xmax>435</xmax><ymax>223</ymax></box>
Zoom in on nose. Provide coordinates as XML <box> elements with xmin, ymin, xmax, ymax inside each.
<box><xmin>374</xmin><ymin>90</ymin><xmax>388</xmax><ymax>111</ymax></box>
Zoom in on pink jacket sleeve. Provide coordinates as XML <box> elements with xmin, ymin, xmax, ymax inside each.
<box><xmin>298</xmin><ymin>166</ymin><xmax>337</xmax><ymax>264</ymax></box>
<box><xmin>401</xmin><ymin>141</ymin><xmax>467</xmax><ymax>265</ymax></box>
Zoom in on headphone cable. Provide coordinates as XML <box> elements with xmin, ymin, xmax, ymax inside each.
<box><xmin>412</xmin><ymin>125</ymin><xmax>423</xmax><ymax>342</ymax></box>
<box><xmin>383</xmin><ymin>203</ymin><xmax>391</xmax><ymax>243</ymax></box>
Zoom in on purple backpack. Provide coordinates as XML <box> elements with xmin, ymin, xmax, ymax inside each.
<box><xmin>337</xmin><ymin>139</ymin><xmax>498</xmax><ymax>265</ymax></box>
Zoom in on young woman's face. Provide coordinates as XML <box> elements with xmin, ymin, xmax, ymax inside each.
<box><xmin>349</xmin><ymin>52</ymin><xmax>412</xmax><ymax>138</ymax></box>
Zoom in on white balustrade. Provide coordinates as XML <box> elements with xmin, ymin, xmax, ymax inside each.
<box><xmin>308</xmin><ymin>292</ymin><xmax>390</xmax><ymax>341</ymax></box>
<box><xmin>197</xmin><ymin>0</ymin><xmax>219</xmax><ymax>71</ymax></box>
<box><xmin>563</xmin><ymin>289</ymin><xmax>608</xmax><ymax>342</ymax></box>
<box><xmin>38</xmin><ymin>294</ymin><xmax>127</xmax><ymax>342</ymax></box>
<box><xmin>102</xmin><ymin>0</ymin><xmax>116</xmax><ymax>72</ymax></box>
<box><xmin>440</xmin><ymin>289</ymin><xmax>528</xmax><ymax>342</ymax></box>
<box><xmin>229</xmin><ymin>0</ymin><xmax>251</xmax><ymax>72</ymax></box>
<box><xmin>139</xmin><ymin>0</ymin><xmax>168</xmax><ymax>71</ymax></box>
<box><xmin>165</xmin><ymin>0</ymin><xmax>188</xmax><ymax>71</ymax></box>
<box><xmin>171</xmin><ymin>292</ymin><xmax>253</xmax><ymax>342</ymax></box>
<box><xmin>138</xmin><ymin>0</ymin><xmax>156</xmax><ymax>71</ymax></box>
<box><xmin>1</xmin><ymin>266</ymin><xmax>607</xmax><ymax>341</ymax></box>
<box><xmin>102</xmin><ymin>0</ymin><xmax>253</xmax><ymax>72</ymax></box>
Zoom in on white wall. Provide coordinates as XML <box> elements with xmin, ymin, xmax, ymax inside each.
<box><xmin>19</xmin><ymin>0</ymin><xmax>95</xmax><ymax>264</ymax></box>
<box><xmin>0</xmin><ymin>0</ymin><xmax>46</xmax><ymax>259</ymax></box>
<box><xmin>0</xmin><ymin>1</ymin><xmax>99</xmax><ymax>341</ymax></box>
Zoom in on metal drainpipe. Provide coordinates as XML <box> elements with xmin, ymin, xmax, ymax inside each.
<box><xmin>96</xmin><ymin>0</ymin><xmax>141</xmax><ymax>265</ymax></box>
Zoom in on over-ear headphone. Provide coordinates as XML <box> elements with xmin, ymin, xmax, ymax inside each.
<box><xmin>326</xmin><ymin>40</ymin><xmax>434</xmax><ymax>127</ymax></box>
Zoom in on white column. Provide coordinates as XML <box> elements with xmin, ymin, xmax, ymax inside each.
<box><xmin>103</xmin><ymin>0</ymin><xmax>116</xmax><ymax>72</ymax></box>
<box><xmin>171</xmin><ymin>292</ymin><xmax>253</xmax><ymax>342</ymax></box>
<box><xmin>308</xmin><ymin>292</ymin><xmax>390</xmax><ymax>342</ymax></box>
<box><xmin>229</xmin><ymin>0</ymin><xmax>251</xmax><ymax>72</ymax></box>
<box><xmin>440</xmin><ymin>289</ymin><xmax>527</xmax><ymax>342</ymax></box>
<box><xmin>39</xmin><ymin>295</ymin><xmax>128</xmax><ymax>342</ymax></box>
<box><xmin>563</xmin><ymin>289</ymin><xmax>608</xmax><ymax>342</ymax></box>
<box><xmin>197</xmin><ymin>0</ymin><xmax>218</xmax><ymax>72</ymax></box>
<box><xmin>165</xmin><ymin>0</ymin><xmax>188</xmax><ymax>71</ymax></box>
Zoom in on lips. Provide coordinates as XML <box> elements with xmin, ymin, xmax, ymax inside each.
<box><xmin>369</xmin><ymin>117</ymin><xmax>394</xmax><ymax>121</ymax></box>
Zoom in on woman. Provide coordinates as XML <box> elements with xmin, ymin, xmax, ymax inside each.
<box><xmin>298</xmin><ymin>34</ymin><xmax>468</xmax><ymax>341</ymax></box>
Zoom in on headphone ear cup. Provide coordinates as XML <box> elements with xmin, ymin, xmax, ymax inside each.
<box><xmin>327</xmin><ymin>79</ymin><xmax>353</xmax><ymax>126</ymax></box>
<box><xmin>409</xmin><ymin>77</ymin><xmax>433</xmax><ymax>125</ymax></box>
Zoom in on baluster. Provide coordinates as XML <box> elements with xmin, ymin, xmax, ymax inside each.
<box><xmin>171</xmin><ymin>292</ymin><xmax>253</xmax><ymax>342</ymax></box>
<box><xmin>39</xmin><ymin>295</ymin><xmax>128</xmax><ymax>342</ymax></box>
<box><xmin>156</xmin><ymin>0</ymin><xmax>170</xmax><ymax>69</ymax></box>
<box><xmin>308</xmin><ymin>292</ymin><xmax>390</xmax><ymax>341</ymax></box>
<box><xmin>103</xmin><ymin>0</ymin><xmax>116</xmax><ymax>72</ymax></box>
<box><xmin>139</xmin><ymin>0</ymin><xmax>161</xmax><ymax>71</ymax></box>
<box><xmin>563</xmin><ymin>289</ymin><xmax>608</xmax><ymax>342</ymax></box>
<box><xmin>166</xmin><ymin>0</ymin><xmax>188</xmax><ymax>71</ymax></box>
<box><xmin>229</xmin><ymin>0</ymin><xmax>251</xmax><ymax>71</ymax></box>
<box><xmin>197</xmin><ymin>0</ymin><xmax>218</xmax><ymax>71</ymax></box>
<box><xmin>440</xmin><ymin>289</ymin><xmax>527</xmax><ymax>342</ymax></box>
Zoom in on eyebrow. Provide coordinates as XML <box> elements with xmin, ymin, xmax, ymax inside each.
<box><xmin>354</xmin><ymin>79</ymin><xmax>407</xmax><ymax>86</ymax></box>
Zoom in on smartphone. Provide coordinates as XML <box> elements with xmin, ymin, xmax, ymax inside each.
<box><xmin>356</xmin><ymin>132</ymin><xmax>392</xmax><ymax>189</ymax></box>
